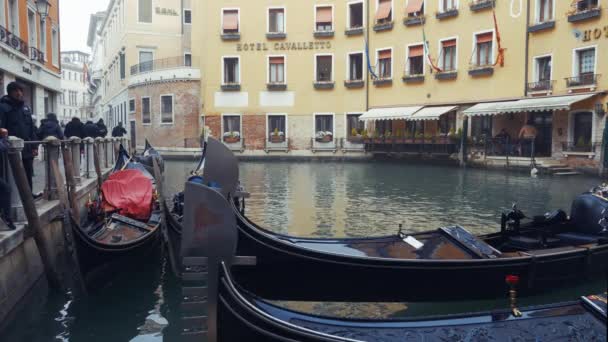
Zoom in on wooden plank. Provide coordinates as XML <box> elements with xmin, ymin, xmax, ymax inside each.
<box><xmin>182</xmin><ymin>315</ymin><xmax>208</xmax><ymax>328</ymax></box>
<box><xmin>181</xmin><ymin>331</ymin><xmax>208</xmax><ymax>342</ymax></box>
<box><xmin>182</xmin><ymin>287</ymin><xmax>208</xmax><ymax>298</ymax></box>
<box><xmin>233</xmin><ymin>256</ymin><xmax>257</xmax><ymax>266</ymax></box>
<box><xmin>182</xmin><ymin>272</ymin><xmax>208</xmax><ymax>282</ymax></box>
<box><xmin>183</xmin><ymin>257</ymin><xmax>209</xmax><ymax>266</ymax></box>
<box><xmin>181</xmin><ymin>301</ymin><xmax>208</xmax><ymax>313</ymax></box>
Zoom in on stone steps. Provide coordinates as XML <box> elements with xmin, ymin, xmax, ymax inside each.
<box><xmin>554</xmin><ymin>171</ymin><xmax>583</xmax><ymax>176</ymax></box>
<box><xmin>536</xmin><ymin>161</ymin><xmax>581</xmax><ymax>176</ymax></box>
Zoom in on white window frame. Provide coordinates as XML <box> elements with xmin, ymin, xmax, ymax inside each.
<box><xmin>534</xmin><ymin>0</ymin><xmax>555</xmax><ymax>23</ymax></box>
<box><xmin>8</xmin><ymin>0</ymin><xmax>19</xmax><ymax>35</ymax></box>
<box><xmin>313</xmin><ymin>113</ymin><xmax>336</xmax><ymax>139</ymax></box>
<box><xmin>267</xmin><ymin>6</ymin><xmax>287</xmax><ymax>34</ymax></box>
<box><xmin>159</xmin><ymin>94</ymin><xmax>175</xmax><ymax>125</ymax></box>
<box><xmin>438</xmin><ymin>36</ymin><xmax>459</xmax><ymax>71</ymax></box>
<box><xmin>346</xmin><ymin>0</ymin><xmax>365</xmax><ymax>29</ymax></box>
<box><xmin>266</xmin><ymin>113</ymin><xmax>289</xmax><ymax>141</ymax></box>
<box><xmin>183</xmin><ymin>8</ymin><xmax>192</xmax><ymax>25</ymax></box>
<box><xmin>221</xmin><ymin>113</ymin><xmax>243</xmax><ymax>137</ymax></box>
<box><xmin>568</xmin><ymin>109</ymin><xmax>597</xmax><ymax>145</ymax></box>
<box><xmin>406</xmin><ymin>42</ymin><xmax>426</xmax><ymax>76</ymax></box>
<box><xmin>375</xmin><ymin>0</ymin><xmax>394</xmax><ymax>23</ymax></box>
<box><xmin>314</xmin><ymin>53</ymin><xmax>334</xmax><ymax>82</ymax></box>
<box><xmin>471</xmin><ymin>29</ymin><xmax>495</xmax><ymax>67</ymax></box>
<box><xmin>344</xmin><ymin>112</ymin><xmax>365</xmax><ymax>138</ymax></box>
<box><xmin>27</xmin><ymin>6</ymin><xmax>37</xmax><ymax>49</ymax></box>
<box><xmin>51</xmin><ymin>25</ymin><xmax>59</xmax><ymax>67</ymax></box>
<box><xmin>138</xmin><ymin>49</ymin><xmax>155</xmax><ymax>72</ymax></box>
<box><xmin>345</xmin><ymin>51</ymin><xmax>365</xmax><ymax>81</ymax></box>
<box><xmin>221</xmin><ymin>55</ymin><xmax>241</xmax><ymax>85</ymax></box>
<box><xmin>314</xmin><ymin>4</ymin><xmax>335</xmax><ymax>32</ymax></box>
<box><xmin>439</xmin><ymin>0</ymin><xmax>458</xmax><ymax>12</ymax></box>
<box><xmin>221</xmin><ymin>7</ymin><xmax>241</xmax><ymax>34</ymax></box>
<box><xmin>532</xmin><ymin>53</ymin><xmax>553</xmax><ymax>83</ymax></box>
<box><xmin>129</xmin><ymin>98</ymin><xmax>136</xmax><ymax>114</ymax></box>
<box><xmin>375</xmin><ymin>47</ymin><xmax>393</xmax><ymax>79</ymax></box>
<box><xmin>141</xmin><ymin>96</ymin><xmax>152</xmax><ymax>126</ymax></box>
<box><xmin>137</xmin><ymin>0</ymin><xmax>153</xmax><ymax>24</ymax></box>
<box><xmin>266</xmin><ymin>54</ymin><xmax>287</xmax><ymax>84</ymax></box>
<box><xmin>184</xmin><ymin>51</ymin><xmax>192</xmax><ymax>66</ymax></box>
<box><xmin>572</xmin><ymin>45</ymin><xmax>597</xmax><ymax>77</ymax></box>
<box><xmin>39</xmin><ymin>18</ymin><xmax>47</xmax><ymax>59</ymax></box>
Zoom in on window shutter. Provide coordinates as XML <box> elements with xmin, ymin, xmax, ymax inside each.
<box><xmin>476</xmin><ymin>32</ymin><xmax>493</xmax><ymax>44</ymax></box>
<box><xmin>269</xmin><ymin>57</ymin><xmax>284</xmax><ymax>64</ymax></box>
<box><xmin>409</xmin><ymin>45</ymin><xmax>424</xmax><ymax>57</ymax></box>
<box><xmin>223</xmin><ymin>10</ymin><xmax>239</xmax><ymax>30</ymax></box>
<box><xmin>406</xmin><ymin>0</ymin><xmax>424</xmax><ymax>14</ymax></box>
<box><xmin>316</xmin><ymin>6</ymin><xmax>332</xmax><ymax>23</ymax></box>
<box><xmin>375</xmin><ymin>0</ymin><xmax>392</xmax><ymax>20</ymax></box>
<box><xmin>442</xmin><ymin>39</ymin><xmax>457</xmax><ymax>48</ymax></box>
<box><xmin>378</xmin><ymin>50</ymin><xmax>392</xmax><ymax>59</ymax></box>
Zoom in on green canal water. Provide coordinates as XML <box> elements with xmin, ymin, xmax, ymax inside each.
<box><xmin>1</xmin><ymin>160</ymin><xmax>606</xmax><ymax>341</ymax></box>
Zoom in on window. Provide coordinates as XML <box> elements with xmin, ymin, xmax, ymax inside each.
<box><xmin>536</xmin><ymin>56</ymin><xmax>551</xmax><ymax>82</ymax></box>
<box><xmin>439</xmin><ymin>112</ymin><xmax>456</xmax><ymax>135</ymax></box>
<box><xmin>315</xmin><ymin>115</ymin><xmax>334</xmax><ymax>140</ymax></box>
<box><xmin>51</xmin><ymin>27</ymin><xmax>59</xmax><ymax>66</ymax></box>
<box><xmin>184</xmin><ymin>9</ymin><xmax>192</xmax><ymax>24</ymax></box>
<box><xmin>0</xmin><ymin>0</ymin><xmax>5</xmax><ymax>28</ymax></box>
<box><xmin>441</xmin><ymin>39</ymin><xmax>457</xmax><ymax>71</ymax></box>
<box><xmin>27</xmin><ymin>9</ymin><xmax>37</xmax><ymax>49</ymax></box>
<box><xmin>348</xmin><ymin>53</ymin><xmax>363</xmax><ymax>81</ymax></box>
<box><xmin>347</xmin><ymin>114</ymin><xmax>365</xmax><ymax>137</ymax></box>
<box><xmin>119</xmin><ymin>53</ymin><xmax>126</xmax><ymax>79</ymax></box>
<box><xmin>577</xmin><ymin>0</ymin><xmax>599</xmax><ymax>12</ymax></box>
<box><xmin>348</xmin><ymin>2</ymin><xmax>364</xmax><ymax>28</ymax></box>
<box><xmin>40</xmin><ymin>19</ymin><xmax>47</xmax><ymax>57</ymax></box>
<box><xmin>129</xmin><ymin>99</ymin><xmax>136</xmax><ymax>113</ymax></box>
<box><xmin>471</xmin><ymin>116</ymin><xmax>493</xmax><ymax>140</ymax></box>
<box><xmin>8</xmin><ymin>0</ymin><xmax>18</xmax><ymax>34</ymax></box>
<box><xmin>406</xmin><ymin>0</ymin><xmax>425</xmax><ymax>17</ymax></box>
<box><xmin>142</xmin><ymin>97</ymin><xmax>151</xmax><ymax>124</ymax></box>
<box><xmin>375</xmin><ymin>0</ymin><xmax>392</xmax><ymax>23</ymax></box>
<box><xmin>376</xmin><ymin>120</ymin><xmax>392</xmax><ymax>136</ymax></box>
<box><xmin>184</xmin><ymin>53</ymin><xmax>192</xmax><ymax>67</ymax></box>
<box><xmin>573</xmin><ymin>112</ymin><xmax>592</xmax><ymax>147</ymax></box>
<box><xmin>537</xmin><ymin>0</ymin><xmax>553</xmax><ymax>22</ymax></box>
<box><xmin>474</xmin><ymin>32</ymin><xmax>493</xmax><ymax>67</ymax></box>
<box><xmin>223</xmin><ymin>57</ymin><xmax>240</xmax><ymax>84</ymax></box>
<box><xmin>268</xmin><ymin>8</ymin><xmax>285</xmax><ymax>33</ymax></box>
<box><xmin>138</xmin><ymin>0</ymin><xmax>152</xmax><ymax>23</ymax></box>
<box><xmin>268</xmin><ymin>115</ymin><xmax>286</xmax><ymax>141</ymax></box>
<box><xmin>377</xmin><ymin>49</ymin><xmax>392</xmax><ymax>79</ymax></box>
<box><xmin>315</xmin><ymin>6</ymin><xmax>333</xmax><ymax>32</ymax></box>
<box><xmin>316</xmin><ymin>55</ymin><xmax>333</xmax><ymax>82</ymax></box>
<box><xmin>441</xmin><ymin>0</ymin><xmax>457</xmax><ymax>11</ymax></box>
<box><xmin>160</xmin><ymin>95</ymin><xmax>173</xmax><ymax>124</ymax></box>
<box><xmin>222</xmin><ymin>9</ymin><xmax>239</xmax><ymax>34</ymax></box>
<box><xmin>268</xmin><ymin>56</ymin><xmax>285</xmax><ymax>84</ymax></box>
<box><xmin>139</xmin><ymin>51</ymin><xmax>154</xmax><ymax>73</ymax></box>
<box><xmin>223</xmin><ymin>115</ymin><xmax>241</xmax><ymax>139</ymax></box>
<box><xmin>408</xmin><ymin>45</ymin><xmax>424</xmax><ymax>75</ymax></box>
<box><xmin>576</xmin><ymin>48</ymin><xmax>595</xmax><ymax>76</ymax></box>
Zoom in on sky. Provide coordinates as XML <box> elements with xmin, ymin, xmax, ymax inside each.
<box><xmin>59</xmin><ymin>0</ymin><xmax>110</xmax><ymax>53</ymax></box>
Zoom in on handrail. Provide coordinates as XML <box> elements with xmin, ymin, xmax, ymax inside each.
<box><xmin>130</xmin><ymin>56</ymin><xmax>199</xmax><ymax>76</ymax></box>
<box><xmin>565</xmin><ymin>74</ymin><xmax>600</xmax><ymax>87</ymax></box>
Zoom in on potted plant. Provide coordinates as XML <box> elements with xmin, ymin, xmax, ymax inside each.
<box><xmin>384</xmin><ymin>131</ymin><xmax>393</xmax><ymax>144</ymax></box>
<box><xmin>270</xmin><ymin>127</ymin><xmax>285</xmax><ymax>143</ymax></box>
<box><xmin>424</xmin><ymin>133</ymin><xmax>435</xmax><ymax>143</ymax></box>
<box><xmin>348</xmin><ymin>128</ymin><xmax>363</xmax><ymax>144</ymax></box>
<box><xmin>315</xmin><ymin>131</ymin><xmax>333</xmax><ymax>143</ymax></box>
<box><xmin>223</xmin><ymin>131</ymin><xmax>241</xmax><ymax>144</ymax></box>
<box><xmin>404</xmin><ymin>130</ymin><xmax>413</xmax><ymax>143</ymax></box>
<box><xmin>415</xmin><ymin>132</ymin><xmax>424</xmax><ymax>142</ymax></box>
<box><xmin>362</xmin><ymin>130</ymin><xmax>371</xmax><ymax>144</ymax></box>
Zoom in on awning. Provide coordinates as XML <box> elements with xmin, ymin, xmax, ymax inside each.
<box><xmin>375</xmin><ymin>0</ymin><xmax>392</xmax><ymax>20</ymax></box>
<box><xmin>316</xmin><ymin>6</ymin><xmax>332</xmax><ymax>23</ymax></box>
<box><xmin>463</xmin><ymin>94</ymin><xmax>596</xmax><ymax>116</ymax></box>
<box><xmin>360</xmin><ymin>106</ymin><xmax>423</xmax><ymax>121</ymax></box>
<box><xmin>409</xmin><ymin>106</ymin><xmax>458</xmax><ymax>121</ymax></box>
<box><xmin>406</xmin><ymin>0</ymin><xmax>424</xmax><ymax>14</ymax></box>
<box><xmin>223</xmin><ymin>11</ymin><xmax>239</xmax><ymax>30</ymax></box>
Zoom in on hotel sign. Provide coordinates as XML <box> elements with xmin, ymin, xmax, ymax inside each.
<box><xmin>581</xmin><ymin>26</ymin><xmax>608</xmax><ymax>42</ymax></box>
<box><xmin>155</xmin><ymin>7</ymin><xmax>179</xmax><ymax>16</ymax></box>
<box><xmin>236</xmin><ymin>41</ymin><xmax>332</xmax><ymax>52</ymax></box>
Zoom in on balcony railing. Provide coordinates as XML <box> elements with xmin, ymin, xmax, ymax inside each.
<box><xmin>130</xmin><ymin>56</ymin><xmax>199</xmax><ymax>76</ymax></box>
<box><xmin>30</xmin><ymin>47</ymin><xmax>45</xmax><ymax>64</ymax></box>
<box><xmin>0</xmin><ymin>25</ymin><xmax>45</xmax><ymax>62</ymax></box>
<box><xmin>527</xmin><ymin>80</ymin><xmax>554</xmax><ymax>92</ymax></box>
<box><xmin>565</xmin><ymin>74</ymin><xmax>600</xmax><ymax>87</ymax></box>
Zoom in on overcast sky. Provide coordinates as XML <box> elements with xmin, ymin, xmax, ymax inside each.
<box><xmin>60</xmin><ymin>0</ymin><xmax>110</xmax><ymax>53</ymax></box>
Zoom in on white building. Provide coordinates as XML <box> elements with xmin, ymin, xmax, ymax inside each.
<box><xmin>86</xmin><ymin>11</ymin><xmax>106</xmax><ymax>122</ymax></box>
<box><xmin>58</xmin><ymin>51</ymin><xmax>91</xmax><ymax>123</ymax></box>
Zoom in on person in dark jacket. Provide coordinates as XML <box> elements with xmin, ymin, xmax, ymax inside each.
<box><xmin>64</xmin><ymin>117</ymin><xmax>84</xmax><ymax>139</ymax></box>
<box><xmin>37</xmin><ymin>113</ymin><xmax>64</xmax><ymax>140</ymax></box>
<box><xmin>96</xmin><ymin>119</ymin><xmax>108</xmax><ymax>138</ymax></box>
<box><xmin>0</xmin><ymin>82</ymin><xmax>38</xmax><ymax>191</ymax></box>
<box><xmin>83</xmin><ymin>120</ymin><xmax>100</xmax><ymax>138</ymax></box>
<box><xmin>111</xmin><ymin>122</ymin><xmax>127</xmax><ymax>137</ymax></box>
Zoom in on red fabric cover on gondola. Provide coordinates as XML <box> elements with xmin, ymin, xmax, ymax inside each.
<box><xmin>101</xmin><ymin>169</ymin><xmax>153</xmax><ymax>220</ymax></box>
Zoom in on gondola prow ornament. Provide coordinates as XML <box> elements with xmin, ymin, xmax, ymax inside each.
<box><xmin>506</xmin><ymin>275</ymin><xmax>522</xmax><ymax>317</ymax></box>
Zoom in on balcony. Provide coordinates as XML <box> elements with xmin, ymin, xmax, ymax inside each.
<box><xmin>266</xmin><ymin>32</ymin><xmax>286</xmax><ymax>39</ymax></box>
<box><xmin>29</xmin><ymin>47</ymin><xmax>45</xmax><ymax>64</ymax></box>
<box><xmin>313</xmin><ymin>81</ymin><xmax>335</xmax><ymax>90</ymax></box>
<box><xmin>313</xmin><ymin>30</ymin><xmax>334</xmax><ymax>38</ymax></box>
<box><xmin>221</xmin><ymin>83</ymin><xmax>241</xmax><ymax>91</ymax></box>
<box><xmin>435</xmin><ymin>70</ymin><xmax>458</xmax><ymax>80</ymax></box>
<box><xmin>345</xmin><ymin>26</ymin><xmax>364</xmax><ymax>36</ymax></box>
<box><xmin>221</xmin><ymin>32</ymin><xmax>241</xmax><ymax>41</ymax></box>
<box><xmin>568</xmin><ymin>6</ymin><xmax>601</xmax><ymax>23</ymax></box>
<box><xmin>344</xmin><ymin>79</ymin><xmax>364</xmax><ymax>88</ymax></box>
<box><xmin>528</xmin><ymin>21</ymin><xmax>555</xmax><ymax>33</ymax></box>
<box><xmin>468</xmin><ymin>65</ymin><xmax>494</xmax><ymax>77</ymax></box>
<box><xmin>267</xmin><ymin>82</ymin><xmax>287</xmax><ymax>91</ymax></box>
<box><xmin>403</xmin><ymin>16</ymin><xmax>425</xmax><ymax>26</ymax></box>
<box><xmin>130</xmin><ymin>56</ymin><xmax>199</xmax><ymax>76</ymax></box>
<box><xmin>469</xmin><ymin>0</ymin><xmax>495</xmax><ymax>12</ymax></box>
<box><xmin>0</xmin><ymin>25</ymin><xmax>45</xmax><ymax>63</ymax></box>
<box><xmin>436</xmin><ymin>8</ymin><xmax>459</xmax><ymax>20</ymax></box>
<box><xmin>373</xmin><ymin>21</ymin><xmax>394</xmax><ymax>32</ymax></box>
<box><xmin>373</xmin><ymin>77</ymin><xmax>393</xmax><ymax>86</ymax></box>
<box><xmin>565</xmin><ymin>74</ymin><xmax>600</xmax><ymax>88</ymax></box>
<box><xmin>527</xmin><ymin>80</ymin><xmax>554</xmax><ymax>93</ymax></box>
<box><xmin>402</xmin><ymin>73</ymin><xmax>425</xmax><ymax>83</ymax></box>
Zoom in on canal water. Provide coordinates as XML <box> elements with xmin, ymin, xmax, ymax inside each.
<box><xmin>2</xmin><ymin>160</ymin><xmax>606</xmax><ymax>341</ymax></box>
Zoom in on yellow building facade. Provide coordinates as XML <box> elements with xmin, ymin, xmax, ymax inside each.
<box><xmin>193</xmin><ymin>0</ymin><xmax>606</xmax><ymax>170</ymax></box>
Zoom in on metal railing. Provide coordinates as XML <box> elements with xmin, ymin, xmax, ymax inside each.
<box><xmin>565</xmin><ymin>74</ymin><xmax>600</xmax><ymax>87</ymax></box>
<box><xmin>30</xmin><ymin>47</ymin><xmax>45</xmax><ymax>64</ymax></box>
<box><xmin>562</xmin><ymin>141</ymin><xmax>599</xmax><ymax>153</ymax></box>
<box><xmin>364</xmin><ymin>136</ymin><xmax>458</xmax><ymax>154</ymax></box>
<box><xmin>130</xmin><ymin>56</ymin><xmax>199</xmax><ymax>76</ymax></box>
<box><xmin>0</xmin><ymin>25</ymin><xmax>32</xmax><ymax>58</ymax></box>
<box><xmin>527</xmin><ymin>80</ymin><xmax>554</xmax><ymax>92</ymax></box>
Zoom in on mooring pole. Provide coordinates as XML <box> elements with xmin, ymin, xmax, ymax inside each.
<box><xmin>69</xmin><ymin>137</ymin><xmax>82</xmax><ymax>186</ymax></box>
<box><xmin>7</xmin><ymin>137</ymin><xmax>62</xmax><ymax>290</ymax></box>
<box><xmin>62</xmin><ymin>141</ymin><xmax>81</xmax><ymax>224</ymax></box>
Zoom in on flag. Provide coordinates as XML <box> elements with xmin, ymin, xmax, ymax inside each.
<box><xmin>83</xmin><ymin>63</ymin><xmax>97</xmax><ymax>91</ymax></box>
<box><xmin>422</xmin><ymin>27</ymin><xmax>442</xmax><ymax>73</ymax></box>
<box><xmin>492</xmin><ymin>9</ymin><xmax>505</xmax><ymax>67</ymax></box>
<box><xmin>364</xmin><ymin>35</ymin><xmax>378</xmax><ymax>80</ymax></box>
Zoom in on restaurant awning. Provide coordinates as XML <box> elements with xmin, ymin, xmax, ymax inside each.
<box><xmin>463</xmin><ymin>94</ymin><xmax>596</xmax><ymax>116</ymax></box>
<box><xmin>359</xmin><ymin>106</ymin><xmax>423</xmax><ymax>121</ymax></box>
<box><xmin>409</xmin><ymin>106</ymin><xmax>458</xmax><ymax>121</ymax></box>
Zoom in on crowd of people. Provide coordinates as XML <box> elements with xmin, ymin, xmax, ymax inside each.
<box><xmin>0</xmin><ymin>82</ymin><xmax>127</xmax><ymax>230</ymax></box>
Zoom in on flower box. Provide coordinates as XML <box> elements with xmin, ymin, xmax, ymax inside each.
<box><xmin>316</xmin><ymin>135</ymin><xmax>333</xmax><ymax>143</ymax></box>
<box><xmin>224</xmin><ymin>136</ymin><xmax>241</xmax><ymax>144</ymax></box>
<box><xmin>348</xmin><ymin>136</ymin><xmax>364</xmax><ymax>144</ymax></box>
<box><xmin>270</xmin><ymin>135</ymin><xmax>285</xmax><ymax>143</ymax></box>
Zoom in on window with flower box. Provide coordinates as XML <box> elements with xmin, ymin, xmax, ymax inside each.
<box><xmin>407</xmin><ymin>45</ymin><xmax>424</xmax><ymax>75</ymax></box>
<box><xmin>315</xmin><ymin>115</ymin><xmax>334</xmax><ymax>142</ymax></box>
<box><xmin>440</xmin><ymin>39</ymin><xmax>457</xmax><ymax>71</ymax></box>
<box><xmin>474</xmin><ymin>32</ymin><xmax>493</xmax><ymax>67</ymax></box>
<box><xmin>223</xmin><ymin>115</ymin><xmax>241</xmax><ymax>143</ymax></box>
<box><xmin>268</xmin><ymin>115</ymin><xmax>286</xmax><ymax>143</ymax></box>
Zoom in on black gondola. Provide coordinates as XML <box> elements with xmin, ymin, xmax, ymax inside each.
<box><xmin>73</xmin><ymin>143</ymin><xmax>163</xmax><ymax>285</ymax></box>
<box><xmin>218</xmin><ymin>261</ymin><xmax>607</xmax><ymax>342</ymax></box>
<box><xmin>169</xmin><ymin>138</ymin><xmax>608</xmax><ymax>302</ymax></box>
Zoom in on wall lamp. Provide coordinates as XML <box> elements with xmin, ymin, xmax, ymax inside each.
<box><xmin>595</xmin><ymin>103</ymin><xmax>606</xmax><ymax>116</ymax></box>
<box><xmin>35</xmin><ymin>0</ymin><xmax>51</xmax><ymax>21</ymax></box>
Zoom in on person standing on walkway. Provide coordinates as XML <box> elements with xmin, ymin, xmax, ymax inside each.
<box><xmin>519</xmin><ymin>119</ymin><xmax>538</xmax><ymax>157</ymax></box>
<box><xmin>0</xmin><ymin>82</ymin><xmax>39</xmax><ymax>191</ymax></box>
<box><xmin>64</xmin><ymin>117</ymin><xmax>85</xmax><ymax>139</ymax></box>
<box><xmin>111</xmin><ymin>122</ymin><xmax>127</xmax><ymax>137</ymax></box>
<box><xmin>83</xmin><ymin>120</ymin><xmax>100</xmax><ymax>138</ymax></box>
<box><xmin>37</xmin><ymin>113</ymin><xmax>64</xmax><ymax>140</ymax></box>
<box><xmin>96</xmin><ymin>118</ymin><xmax>108</xmax><ymax>138</ymax></box>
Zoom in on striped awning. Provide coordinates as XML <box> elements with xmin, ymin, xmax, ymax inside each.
<box><xmin>359</xmin><ymin>106</ymin><xmax>423</xmax><ymax>121</ymax></box>
<box><xmin>409</xmin><ymin>106</ymin><xmax>458</xmax><ymax>121</ymax></box>
<box><xmin>464</xmin><ymin>94</ymin><xmax>596</xmax><ymax>116</ymax></box>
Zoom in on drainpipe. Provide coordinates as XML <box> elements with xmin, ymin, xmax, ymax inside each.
<box><xmin>365</xmin><ymin>0</ymin><xmax>370</xmax><ymax>112</ymax></box>
<box><xmin>524</xmin><ymin>0</ymin><xmax>531</xmax><ymax>97</ymax></box>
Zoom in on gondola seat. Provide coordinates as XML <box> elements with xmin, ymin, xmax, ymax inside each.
<box><xmin>507</xmin><ymin>235</ymin><xmax>561</xmax><ymax>250</ymax></box>
<box><xmin>555</xmin><ymin>232</ymin><xmax>601</xmax><ymax>245</ymax></box>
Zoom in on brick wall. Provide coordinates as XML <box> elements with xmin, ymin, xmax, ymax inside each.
<box><xmin>205</xmin><ymin>115</ymin><xmax>221</xmax><ymax>140</ymax></box>
<box><xmin>242</xmin><ymin>115</ymin><xmax>266</xmax><ymax>151</ymax></box>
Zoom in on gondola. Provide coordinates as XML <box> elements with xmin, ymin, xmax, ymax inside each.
<box><xmin>170</xmin><ymin>138</ymin><xmax>608</xmax><ymax>302</ymax></box>
<box><xmin>73</xmin><ymin>143</ymin><xmax>163</xmax><ymax>285</ymax></box>
<box><xmin>218</xmin><ymin>261</ymin><xmax>607</xmax><ymax>342</ymax></box>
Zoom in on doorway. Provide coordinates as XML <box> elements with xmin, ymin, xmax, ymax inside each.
<box><xmin>530</xmin><ymin>111</ymin><xmax>553</xmax><ymax>157</ymax></box>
